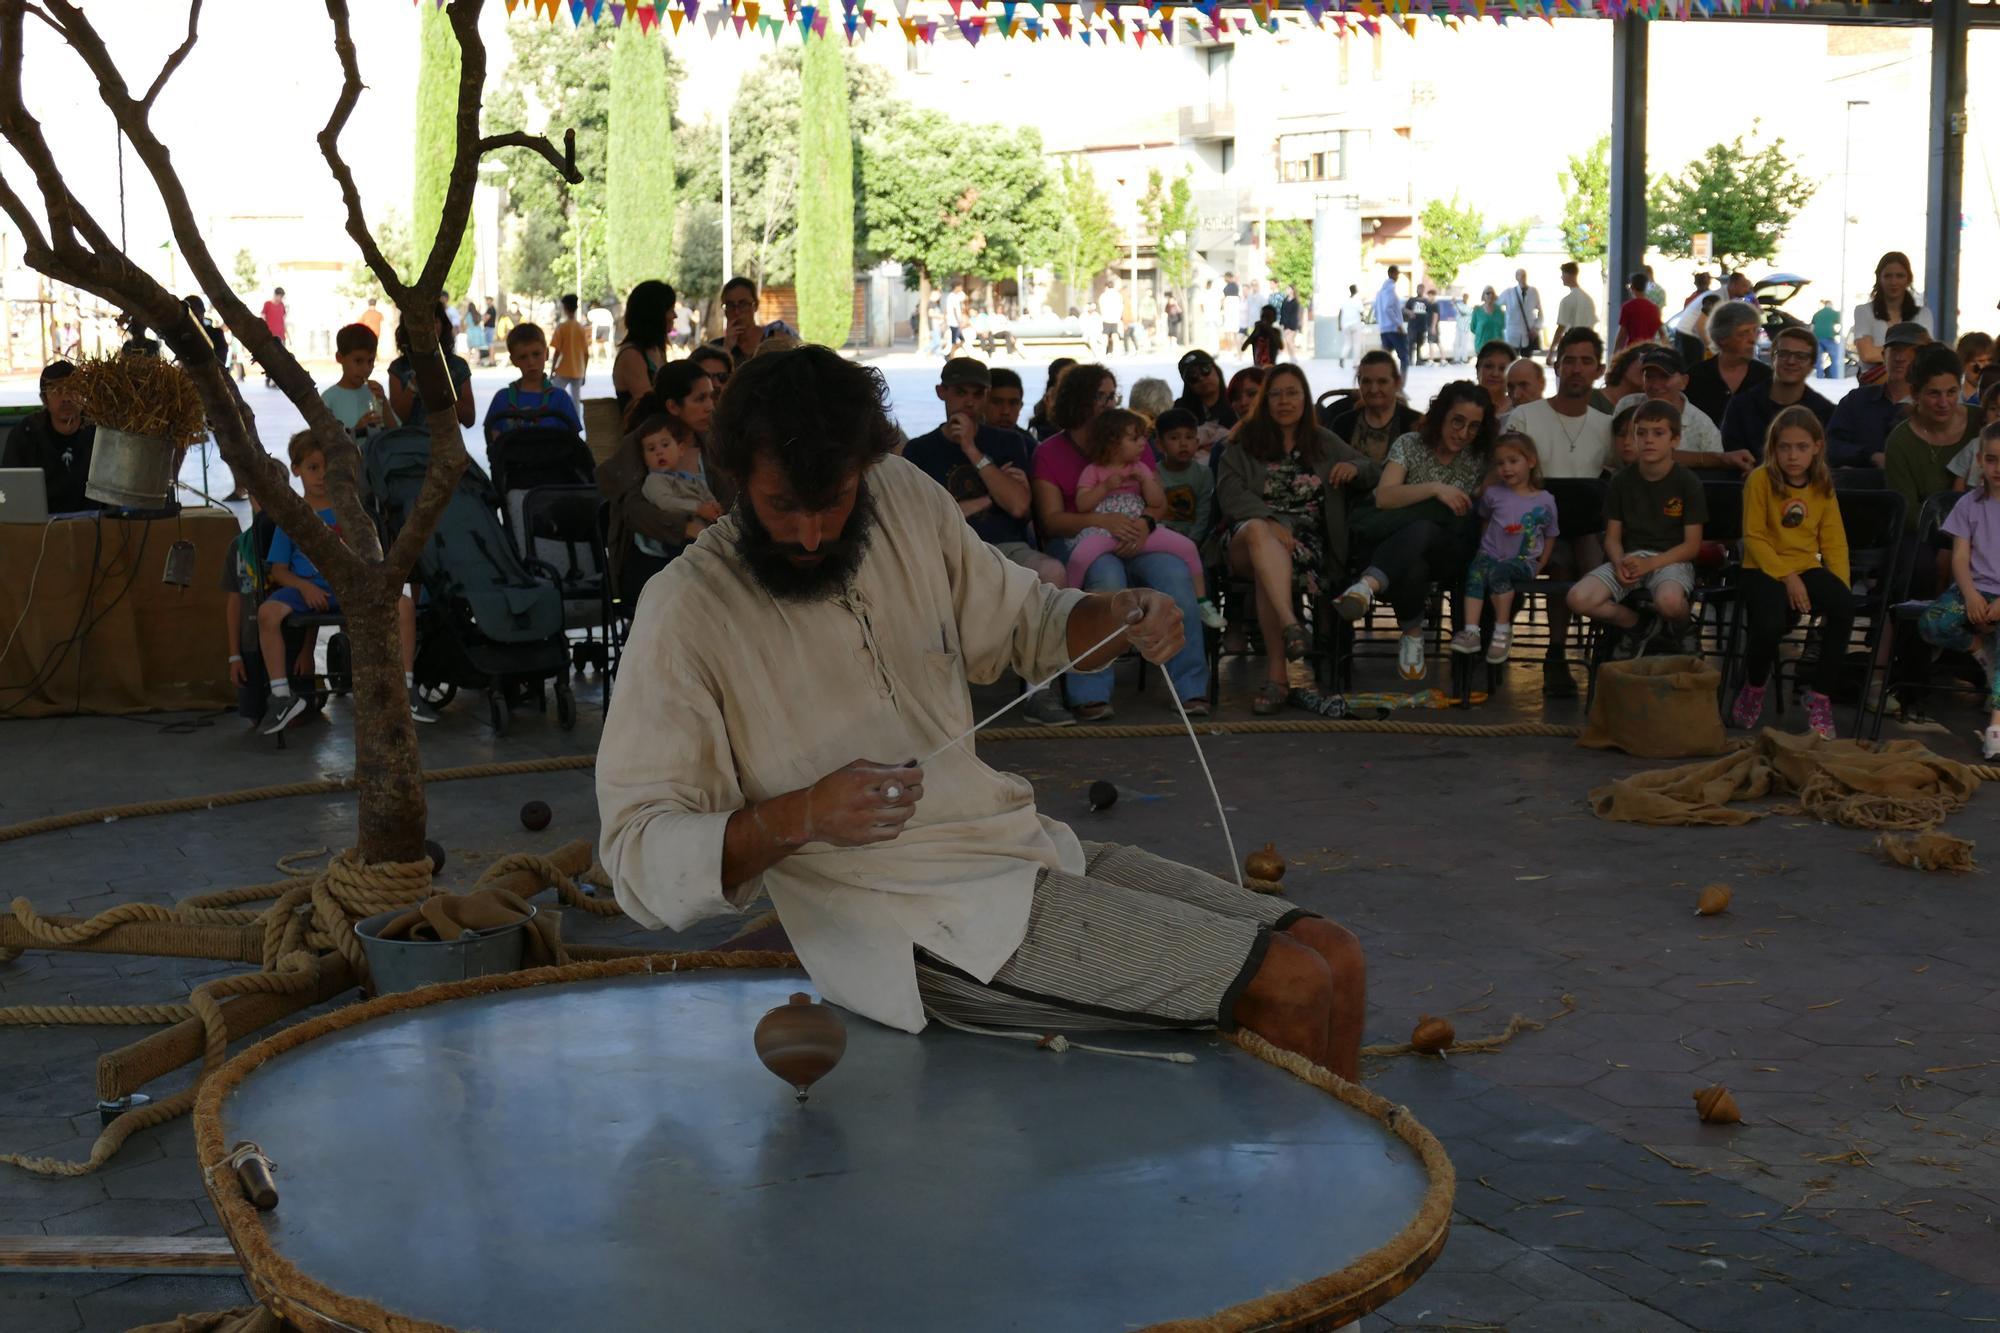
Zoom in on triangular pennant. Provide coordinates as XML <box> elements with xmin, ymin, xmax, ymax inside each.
<box><xmin>1133</xmin><ymin>23</ymin><xmax>1146</xmax><ymax>42</ymax></box>
<box><xmin>800</xmin><ymin>2</ymin><xmax>817</xmax><ymax>29</ymax></box>
<box><xmin>506</xmin><ymin>0</ymin><xmax>520</xmax><ymax>13</ymax></box>
<box><xmin>668</xmin><ymin>6</ymin><xmax>682</xmax><ymax>26</ymax></box>
<box><xmin>1078</xmin><ymin>24</ymin><xmax>1091</xmax><ymax>41</ymax></box>
<box><xmin>609</xmin><ymin>1</ymin><xmax>625</xmax><ymax>22</ymax></box>
<box><xmin>639</xmin><ymin>5</ymin><xmax>657</xmax><ymax>26</ymax></box>
<box><xmin>570</xmin><ymin>0</ymin><xmax>588</xmax><ymax>21</ymax></box>
<box><xmin>814</xmin><ymin>11</ymin><xmax>829</xmax><ymax>32</ymax></box>
<box><xmin>705</xmin><ymin>5</ymin><xmax>726</xmax><ymax>31</ymax></box>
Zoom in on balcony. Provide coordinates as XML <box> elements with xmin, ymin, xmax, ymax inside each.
<box><xmin>1178</xmin><ymin>104</ymin><xmax>1236</xmax><ymax>140</ymax></box>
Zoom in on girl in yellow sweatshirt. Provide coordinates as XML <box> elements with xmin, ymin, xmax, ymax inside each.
<box><xmin>1730</xmin><ymin>406</ymin><xmax>1852</xmax><ymax>738</ymax></box>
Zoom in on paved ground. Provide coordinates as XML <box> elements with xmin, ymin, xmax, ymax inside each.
<box><xmin>1</xmin><ymin>638</ymin><xmax>1995</xmax><ymax>1329</ymax></box>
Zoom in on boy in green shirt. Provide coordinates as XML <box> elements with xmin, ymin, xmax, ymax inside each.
<box><xmin>1153</xmin><ymin>408</ymin><xmax>1217</xmax><ymax>567</ymax></box>
<box><xmin>1566</xmin><ymin>399</ymin><xmax>1708</xmax><ymax>658</ymax></box>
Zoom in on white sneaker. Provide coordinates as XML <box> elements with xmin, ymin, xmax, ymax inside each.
<box><xmin>1982</xmin><ymin>726</ymin><xmax>2000</xmax><ymax>761</ymax></box>
<box><xmin>1398</xmin><ymin>633</ymin><xmax>1426</xmax><ymax>681</ymax></box>
<box><xmin>1485</xmin><ymin>625</ymin><xmax>1514</xmax><ymax>665</ymax></box>
<box><xmin>1335</xmin><ymin>581</ymin><xmax>1374</xmax><ymax>623</ymax></box>
<box><xmin>1197</xmin><ymin>598</ymin><xmax>1226</xmax><ymax>631</ymax></box>
<box><xmin>1449</xmin><ymin>626</ymin><xmax>1482</xmax><ymax>655</ymax></box>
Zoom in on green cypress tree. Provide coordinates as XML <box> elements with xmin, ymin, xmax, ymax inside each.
<box><xmin>412</xmin><ymin>3</ymin><xmax>474</xmax><ymax>303</ymax></box>
<box><xmin>795</xmin><ymin>35</ymin><xmax>853</xmax><ymax>347</ymax></box>
<box><xmin>606</xmin><ymin>19</ymin><xmax>676</xmax><ymax>298</ymax></box>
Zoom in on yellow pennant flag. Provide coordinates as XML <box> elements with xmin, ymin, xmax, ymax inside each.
<box><xmin>670</xmin><ymin>7</ymin><xmax>684</xmax><ymax>28</ymax></box>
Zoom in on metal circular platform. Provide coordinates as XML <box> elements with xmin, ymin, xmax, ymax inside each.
<box><xmin>201</xmin><ymin>964</ymin><xmax>1449</xmax><ymax>1332</ymax></box>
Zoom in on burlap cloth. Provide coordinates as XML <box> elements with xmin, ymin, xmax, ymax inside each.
<box><xmin>1590</xmin><ymin>728</ymin><xmax>1980</xmax><ymax>830</ymax></box>
<box><xmin>374</xmin><ymin>887</ymin><xmax>564</xmax><ymax>967</ymax></box>
<box><xmin>1578</xmin><ymin>655</ymin><xmax>1729</xmax><ymax>759</ymax></box>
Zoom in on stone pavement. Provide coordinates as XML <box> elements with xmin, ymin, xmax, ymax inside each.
<box><xmin>0</xmin><ymin>651</ymin><xmax>1995</xmax><ymax>1331</ymax></box>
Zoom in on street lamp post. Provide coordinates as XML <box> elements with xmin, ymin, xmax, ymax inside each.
<box><xmin>1839</xmin><ymin>98</ymin><xmax>1870</xmax><ymax>370</ymax></box>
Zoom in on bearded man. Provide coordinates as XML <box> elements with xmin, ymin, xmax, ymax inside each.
<box><xmin>596</xmin><ymin>346</ymin><xmax>1365</xmax><ymax>1077</ymax></box>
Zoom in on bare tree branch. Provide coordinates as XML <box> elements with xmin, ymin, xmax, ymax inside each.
<box><xmin>477</xmin><ymin>127</ymin><xmax>580</xmax><ymax>185</ymax></box>
<box><xmin>139</xmin><ymin>0</ymin><xmax>201</xmax><ymax>110</ymax></box>
<box><xmin>318</xmin><ymin>0</ymin><xmax>407</xmax><ymax>307</ymax></box>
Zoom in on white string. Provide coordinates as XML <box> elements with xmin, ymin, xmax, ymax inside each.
<box><xmin>1160</xmin><ymin>662</ymin><xmax>1244</xmax><ymax>891</ymax></box>
<box><xmin>928</xmin><ymin>1010</ymin><xmax>1197</xmax><ymax>1064</ymax></box>
<box><xmin>917</xmin><ymin>620</ymin><xmax>1131</xmax><ymax>768</ymax></box>
<box><xmin>912</xmin><ymin>611</ymin><xmax>1245</xmax><ymax>893</ymax></box>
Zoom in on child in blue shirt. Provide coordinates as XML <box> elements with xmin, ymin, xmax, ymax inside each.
<box><xmin>484</xmin><ymin>323</ymin><xmax>582</xmax><ymax>445</ymax></box>
<box><xmin>256</xmin><ymin>432</ymin><xmax>433</xmax><ymax>735</ymax></box>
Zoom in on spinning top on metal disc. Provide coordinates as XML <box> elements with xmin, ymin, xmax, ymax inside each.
<box><xmin>754</xmin><ymin>993</ymin><xmax>847</xmax><ymax>1103</ymax></box>
<box><xmin>1088</xmin><ymin>780</ymin><xmax>1118</xmax><ymax>812</ymax></box>
<box><xmin>520</xmin><ymin>800</ymin><xmax>552</xmax><ymax>832</ymax></box>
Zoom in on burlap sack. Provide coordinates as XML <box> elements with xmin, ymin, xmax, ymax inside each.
<box><xmin>1579</xmin><ymin>655</ymin><xmax>1729</xmax><ymax>759</ymax></box>
<box><xmin>582</xmin><ymin>395</ymin><xmax>625</xmax><ymax>465</ymax></box>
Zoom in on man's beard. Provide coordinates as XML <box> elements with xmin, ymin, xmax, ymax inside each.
<box><xmin>737</xmin><ymin>482</ymin><xmax>878</xmax><ymax>603</ymax></box>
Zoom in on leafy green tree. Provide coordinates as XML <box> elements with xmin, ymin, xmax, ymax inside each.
<box><xmin>863</xmin><ymin>110</ymin><xmax>1054</xmax><ymax>340</ymax></box>
<box><xmin>862</xmin><ymin>111</ymin><xmax>1052</xmax><ymax>284</ymax></box>
<box><xmin>795</xmin><ymin>37</ymin><xmax>854</xmax><ymax>347</ymax></box>
<box><xmin>1417</xmin><ymin>195</ymin><xmax>1488</xmax><ymax>289</ymax></box>
<box><xmin>1558</xmin><ymin>135</ymin><xmax>1610</xmax><ymax>267</ymax></box>
<box><xmin>672</xmin><ymin>199</ymin><xmax>725</xmax><ymax>309</ymax></box>
<box><xmin>683</xmin><ymin>50</ymin><xmax>902</xmax><ymax>290</ymax></box>
<box><xmin>1489</xmin><ymin>218</ymin><xmax>1532</xmax><ymax>260</ymax></box>
<box><xmin>606</xmin><ymin>19</ymin><xmax>676</xmax><ymax>297</ymax></box>
<box><xmin>337</xmin><ymin>209</ymin><xmax>413</xmax><ymax>305</ymax></box>
<box><xmin>413</xmin><ymin>2</ymin><xmax>474</xmax><ymax>301</ymax></box>
<box><xmin>1023</xmin><ymin>158</ymin><xmax>1118</xmax><ymax>304</ymax></box>
<box><xmin>232</xmin><ymin>247</ymin><xmax>258</xmax><ymax>294</ymax></box>
<box><xmin>1140</xmin><ymin>166</ymin><xmax>1196</xmax><ymax>332</ymax></box>
<box><xmin>1648</xmin><ymin>127</ymin><xmax>1816</xmax><ymax>271</ymax></box>
<box><xmin>1266</xmin><ymin>220</ymin><xmax>1314</xmax><ymax>305</ymax></box>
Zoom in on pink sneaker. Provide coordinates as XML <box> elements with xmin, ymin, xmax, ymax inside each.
<box><xmin>1804</xmin><ymin>690</ymin><xmax>1836</xmax><ymax>741</ymax></box>
<box><xmin>1729</xmin><ymin>683</ymin><xmax>1766</xmax><ymax>731</ymax></box>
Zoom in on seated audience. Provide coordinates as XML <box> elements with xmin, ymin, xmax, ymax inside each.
<box><xmin>1449</xmin><ymin>431</ymin><xmax>1558</xmax><ymax>666</ymax></box>
<box><xmin>484</xmin><ymin>323</ymin><xmax>583</xmax><ymax>444</ymax></box>
<box><xmin>1474</xmin><ymin>339</ymin><xmax>1514</xmax><ymax>417</ymax></box>
<box><xmin>1027</xmin><ymin>357</ymin><xmax>1076</xmax><ymax>440</ymax></box>
<box><xmin>1564</xmin><ymin>400</ymin><xmax>1707</xmax><ymax>659</ymax></box>
<box><xmin>1918</xmin><ymin>424</ymin><xmax>2000</xmax><ymax>758</ymax></box>
<box><xmin>1174</xmin><ymin>348</ymin><xmax>1236</xmax><ymax>445</ymax></box>
<box><xmin>1503</xmin><ymin>358</ymin><xmax>1546</xmax><ymax>416</ymax></box>
<box><xmin>1885</xmin><ymin>345</ymin><xmax>1978</xmax><ymax>532</ymax></box>
<box><xmin>1030</xmin><ymin>363</ymin><xmax>1212</xmax><ymax>721</ymax></box>
<box><xmin>1728</xmin><ymin>407</ymin><xmax>1851</xmax><ymax>741</ymax></box>
<box><xmin>1828</xmin><ymin>321</ymin><xmax>1928</xmax><ymax>470</ymax></box>
<box><xmin>1066</xmin><ymin>408</ymin><xmax>1217</xmax><ymax>627</ymax></box>
<box><xmin>1334</xmin><ymin>380</ymin><xmax>1495</xmax><ymax>682</ymax></box>
<box><xmin>1324</xmin><ymin>350</ymin><xmax>1421</xmax><ymax>466</ymax></box>
<box><xmin>1128</xmin><ymin>376</ymin><xmax>1175</xmax><ymax>425</ymax></box>
<box><xmin>1153</xmin><ymin>407</ymin><xmax>1218</xmax><ymax>563</ymax></box>
<box><xmin>1613</xmin><ymin>346</ymin><xmax>1746</xmax><ymax>473</ymax></box>
<box><xmin>320</xmin><ymin>324</ymin><xmax>394</xmax><ymax>446</ymax></box>
<box><xmin>596</xmin><ymin>362</ymin><xmax>724</xmax><ymax>598</ymax></box>
<box><xmin>1684</xmin><ymin>301</ymin><xmax>1772</xmax><ymax>427</ymax></box>
<box><xmin>1217</xmin><ymin>366</ymin><xmax>1377</xmax><ymax>714</ymax></box>
<box><xmin>1721</xmin><ymin>326</ymin><xmax>1834</xmax><ymax>461</ymax></box>
<box><xmin>981</xmin><ymin>367</ymin><xmax>1040</xmax><ymax>454</ymax></box>
<box><xmin>387</xmin><ymin>302</ymin><xmax>476</xmax><ymax>432</ymax></box>
<box><xmin>1956</xmin><ymin>331</ymin><xmax>1993</xmax><ymax>403</ymax></box>
<box><xmin>1851</xmin><ymin>250</ymin><xmax>1934</xmax><ymax>383</ymax></box>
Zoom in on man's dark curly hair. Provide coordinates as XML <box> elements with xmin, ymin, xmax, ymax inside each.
<box><xmin>710</xmin><ymin>344</ymin><xmax>899</xmax><ymax>506</ymax></box>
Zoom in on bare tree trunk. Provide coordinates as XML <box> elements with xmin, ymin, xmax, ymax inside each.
<box><xmin>916</xmin><ymin>267</ymin><xmax>931</xmax><ymax>351</ymax></box>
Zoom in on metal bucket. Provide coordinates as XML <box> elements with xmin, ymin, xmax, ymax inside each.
<box><xmin>353</xmin><ymin>905</ymin><xmax>536</xmax><ymax>995</ymax></box>
<box><xmin>85</xmin><ymin>426</ymin><xmax>176</xmax><ymax>509</ymax></box>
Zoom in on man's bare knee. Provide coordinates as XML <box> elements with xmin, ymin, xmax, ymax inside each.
<box><xmin>1285</xmin><ymin>917</ymin><xmax>1364</xmax><ymax>980</ymax></box>
<box><xmin>1243</xmin><ymin>933</ymin><xmax>1335</xmax><ymax>1023</ymax></box>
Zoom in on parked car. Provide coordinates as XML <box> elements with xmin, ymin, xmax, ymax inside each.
<box><xmin>1752</xmin><ymin>271</ymin><xmax>1813</xmax><ymax>364</ymax></box>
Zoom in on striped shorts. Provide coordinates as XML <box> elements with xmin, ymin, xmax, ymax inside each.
<box><xmin>915</xmin><ymin>843</ymin><xmax>1311</xmax><ymax>1035</ymax></box>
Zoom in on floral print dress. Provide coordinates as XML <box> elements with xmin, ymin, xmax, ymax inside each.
<box><xmin>1260</xmin><ymin>451</ymin><xmax>1326</xmax><ymax>598</ymax></box>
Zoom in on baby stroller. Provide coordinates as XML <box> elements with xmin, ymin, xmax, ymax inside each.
<box><xmin>366</xmin><ymin>426</ymin><xmax>574</xmax><ymax>734</ymax></box>
<box><xmin>488</xmin><ymin>424</ymin><xmax>611</xmax><ymax>673</ymax></box>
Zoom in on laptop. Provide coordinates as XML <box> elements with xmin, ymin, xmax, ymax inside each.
<box><xmin>0</xmin><ymin>468</ymin><xmax>49</xmax><ymax>524</ymax></box>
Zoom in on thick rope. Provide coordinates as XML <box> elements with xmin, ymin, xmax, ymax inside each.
<box><xmin>0</xmin><ymin>845</ymin><xmax>610</xmax><ymax>1178</ymax></box>
<box><xmin>187</xmin><ymin>953</ymin><xmax>1451</xmax><ymax>1333</ymax></box>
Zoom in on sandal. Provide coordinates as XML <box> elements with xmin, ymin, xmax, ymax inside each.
<box><xmin>1179</xmin><ymin>696</ymin><xmax>1212</xmax><ymax>719</ymax></box>
<box><xmin>1253</xmin><ymin>681</ymin><xmax>1287</xmax><ymax>715</ymax></box>
<box><xmin>1281</xmin><ymin>623</ymin><xmax>1311</xmax><ymax>662</ymax></box>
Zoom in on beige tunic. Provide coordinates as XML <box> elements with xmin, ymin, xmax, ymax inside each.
<box><xmin>596</xmin><ymin>453</ymin><xmax>1090</xmax><ymax>1032</ymax></box>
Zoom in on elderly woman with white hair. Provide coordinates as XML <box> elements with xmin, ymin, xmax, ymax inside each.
<box><xmin>1684</xmin><ymin>298</ymin><xmax>1772</xmax><ymax>426</ymax></box>
<box><xmin>1126</xmin><ymin>376</ymin><xmax>1175</xmax><ymax>426</ymax></box>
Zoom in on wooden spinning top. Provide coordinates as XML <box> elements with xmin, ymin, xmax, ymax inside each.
<box><xmin>754</xmin><ymin>993</ymin><xmax>848</xmax><ymax>1103</ymax></box>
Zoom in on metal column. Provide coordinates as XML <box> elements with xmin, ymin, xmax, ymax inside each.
<box><xmin>1926</xmin><ymin>0</ymin><xmax>1968</xmax><ymax>343</ymax></box>
<box><xmin>1607</xmin><ymin>18</ymin><xmax>1648</xmax><ymax>350</ymax></box>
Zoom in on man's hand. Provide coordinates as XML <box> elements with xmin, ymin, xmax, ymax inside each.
<box><xmin>1784</xmin><ymin>572</ymin><xmax>1811</xmax><ymax>614</ymax></box>
<box><xmin>1721</xmin><ymin>449</ymin><xmax>1756</xmax><ymax>475</ymax></box>
<box><xmin>943</xmin><ymin>412</ymin><xmax>980</xmax><ymax>460</ymax></box>
<box><xmin>1113</xmin><ymin>588</ymin><xmax>1185</xmax><ymax>664</ymax></box>
<box><xmin>1000</xmin><ymin>463</ymin><xmax>1030</xmax><ymax>487</ymax></box>
<box><xmin>803</xmin><ymin>760</ymin><xmax>925</xmax><ymax>847</ymax></box>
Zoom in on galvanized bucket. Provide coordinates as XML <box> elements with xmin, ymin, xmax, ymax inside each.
<box><xmin>353</xmin><ymin>905</ymin><xmax>536</xmax><ymax>995</ymax></box>
<box><xmin>84</xmin><ymin>425</ymin><xmax>176</xmax><ymax>509</ymax></box>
